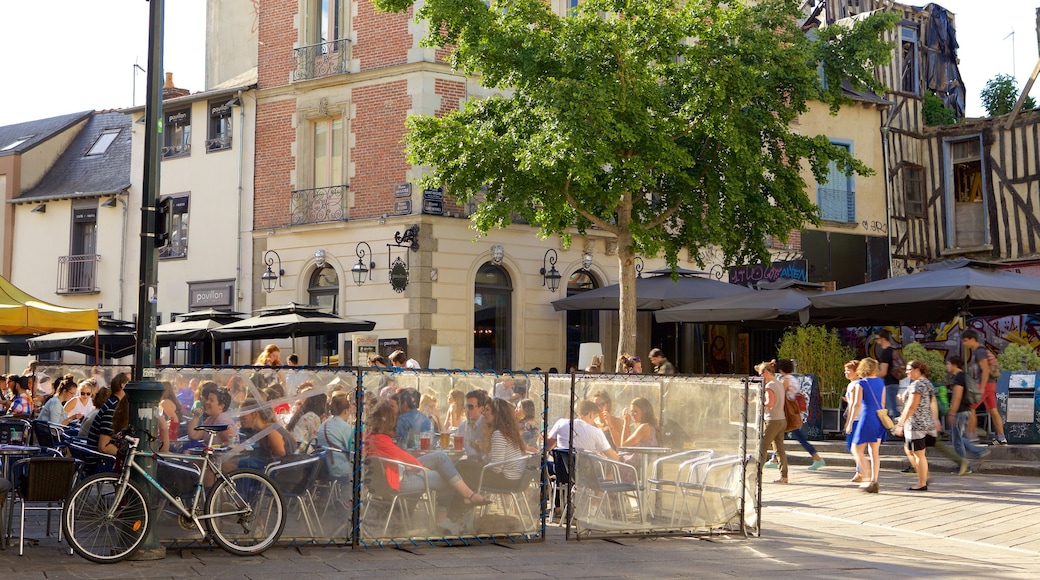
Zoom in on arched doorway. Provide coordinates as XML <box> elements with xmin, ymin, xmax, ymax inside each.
<box><xmin>308</xmin><ymin>266</ymin><xmax>339</xmax><ymax>364</ymax></box>
<box><xmin>474</xmin><ymin>263</ymin><xmax>512</xmax><ymax>371</ymax></box>
<box><xmin>565</xmin><ymin>270</ymin><xmax>600</xmax><ymax>372</ymax></box>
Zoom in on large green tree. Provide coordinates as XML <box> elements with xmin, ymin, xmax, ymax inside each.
<box><xmin>375</xmin><ymin>0</ymin><xmax>896</xmax><ymax>367</ymax></box>
<box><xmin>980</xmin><ymin>73</ymin><xmax>1036</xmax><ymax>117</ymax></box>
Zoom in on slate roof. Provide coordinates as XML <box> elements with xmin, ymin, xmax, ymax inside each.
<box><xmin>16</xmin><ymin>111</ymin><xmax>132</xmax><ymax>202</ymax></box>
<box><xmin>0</xmin><ymin>111</ymin><xmax>92</xmax><ymax>156</ymax></box>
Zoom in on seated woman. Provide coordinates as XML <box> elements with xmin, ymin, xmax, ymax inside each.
<box><xmin>419</xmin><ymin>390</ymin><xmax>444</xmax><ymax>434</ymax></box>
<box><xmin>38</xmin><ymin>376</ymin><xmax>84</xmax><ymax>427</ymax></box>
<box><xmin>64</xmin><ymin>378</ymin><xmax>97</xmax><ymax>422</ymax></box>
<box><xmin>224</xmin><ymin>398</ymin><xmax>295</xmax><ymax>472</ymax></box>
<box><xmin>515</xmin><ymin>398</ymin><xmax>540</xmax><ymax>451</ymax></box>
<box><xmin>365</xmin><ymin>400</ymin><xmax>489</xmax><ymax>533</ymax></box>
<box><xmin>160</xmin><ymin>380</ymin><xmax>184</xmax><ymax>441</ymax></box>
<box><xmin>187</xmin><ymin>386</ymin><xmax>238</xmax><ymax>445</ymax></box>
<box><xmin>475</xmin><ymin>398</ymin><xmax>528</xmax><ymax>488</ymax></box>
<box><xmin>286</xmin><ymin>385</ymin><xmax>326</xmax><ymax>452</ymax></box>
<box><xmin>314</xmin><ymin>391</ymin><xmax>355</xmax><ymax>482</ymax></box>
<box><xmin>618</xmin><ymin>397</ymin><xmax>660</xmax><ymax>474</ymax></box>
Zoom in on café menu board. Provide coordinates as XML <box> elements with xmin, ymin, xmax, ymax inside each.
<box><xmin>998</xmin><ymin>372</ymin><xmax>1040</xmax><ymax>444</ymax></box>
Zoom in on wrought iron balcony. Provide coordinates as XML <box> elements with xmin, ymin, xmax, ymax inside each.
<box><xmin>162</xmin><ymin>143</ymin><xmax>191</xmax><ymax>159</ymax></box>
<box><xmin>293</xmin><ymin>38</ymin><xmax>351</xmax><ymax>82</ymax></box>
<box><xmin>57</xmin><ymin>254</ymin><xmax>100</xmax><ymax>294</ymax></box>
<box><xmin>290</xmin><ymin>185</ymin><xmax>348</xmax><ymax>226</ymax></box>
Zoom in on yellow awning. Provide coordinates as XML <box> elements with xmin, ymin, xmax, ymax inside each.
<box><xmin>0</xmin><ymin>275</ymin><xmax>99</xmax><ymax>335</ymax></box>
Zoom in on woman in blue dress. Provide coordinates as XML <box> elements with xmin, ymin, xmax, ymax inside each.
<box><xmin>845</xmin><ymin>358</ymin><xmax>886</xmax><ymax>493</ymax></box>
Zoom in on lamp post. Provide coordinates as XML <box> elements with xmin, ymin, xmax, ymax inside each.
<box><xmin>541</xmin><ymin>248</ymin><xmax>562</xmax><ymax>292</ymax></box>
<box><xmin>352</xmin><ymin>241</ymin><xmax>375</xmax><ymax>286</ymax></box>
<box><xmin>261</xmin><ymin>250</ymin><xmax>284</xmax><ymax>293</ymax></box>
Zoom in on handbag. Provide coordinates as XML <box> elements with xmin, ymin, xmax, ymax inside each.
<box><xmin>865</xmin><ymin>379</ymin><xmax>895</xmax><ymax>430</ymax></box>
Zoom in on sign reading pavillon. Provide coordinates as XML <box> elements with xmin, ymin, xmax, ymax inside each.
<box><xmin>389</xmin><ymin>257</ymin><xmax>409</xmax><ymax>293</ymax></box>
<box><xmin>188</xmin><ymin>280</ymin><xmax>235</xmax><ymax>309</ymax></box>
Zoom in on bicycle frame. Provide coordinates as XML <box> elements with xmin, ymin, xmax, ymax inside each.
<box><xmin>105</xmin><ymin>431</ymin><xmax>251</xmax><ymax>536</ymax></box>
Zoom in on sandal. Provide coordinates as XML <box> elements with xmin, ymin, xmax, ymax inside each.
<box><xmin>850</xmin><ymin>473</ymin><xmax>864</xmax><ymax>483</ymax></box>
<box><xmin>466</xmin><ymin>492</ymin><xmax>492</xmax><ymax>506</ymax></box>
<box><xmin>771</xmin><ymin>477</ymin><xmax>788</xmax><ymax>484</ymax></box>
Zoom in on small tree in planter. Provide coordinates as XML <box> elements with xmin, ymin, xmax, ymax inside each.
<box><xmin>777</xmin><ymin>326</ymin><xmax>855</xmax><ymax>409</ymax></box>
<box><xmin>902</xmin><ymin>341</ymin><xmax>950</xmax><ymax>412</ymax></box>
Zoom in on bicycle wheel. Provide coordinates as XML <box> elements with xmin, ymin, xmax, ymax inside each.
<box><xmin>62</xmin><ymin>474</ymin><xmax>149</xmax><ymax>564</ymax></box>
<box><xmin>206</xmin><ymin>468</ymin><xmax>285</xmax><ymax>555</ymax></box>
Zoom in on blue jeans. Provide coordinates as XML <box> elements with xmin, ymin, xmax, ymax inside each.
<box><xmin>952</xmin><ymin>411</ymin><xmax>988</xmax><ymax>459</ymax></box>
<box><xmin>399</xmin><ymin>450</ymin><xmax>460</xmax><ymax>496</ymax></box>
<box><xmin>884</xmin><ymin>383</ymin><xmax>900</xmax><ymax>419</ymax></box>
<box><xmin>786</xmin><ymin>426</ymin><xmax>817</xmax><ymax>456</ymax></box>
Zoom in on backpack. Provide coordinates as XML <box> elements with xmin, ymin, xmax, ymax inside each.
<box><xmin>988</xmin><ymin>349</ymin><xmax>1001</xmax><ymax>380</ymax></box>
<box><xmin>963</xmin><ymin>367</ymin><xmax>982</xmax><ymax>406</ymax></box>
<box><xmin>890</xmin><ymin>349</ymin><xmax>907</xmax><ymax>381</ymax></box>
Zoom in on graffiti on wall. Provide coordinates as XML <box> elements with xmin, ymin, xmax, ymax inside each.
<box><xmin>838</xmin><ymin>315</ymin><xmax>1040</xmax><ymax>364</ymax></box>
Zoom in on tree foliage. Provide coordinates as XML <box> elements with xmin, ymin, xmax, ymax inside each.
<box><xmin>923</xmin><ymin>91</ymin><xmax>957</xmax><ymax>126</ymax></box>
<box><xmin>777</xmin><ymin>326</ymin><xmax>855</xmax><ymax>408</ymax></box>
<box><xmin>980</xmin><ymin>73</ymin><xmax>1036</xmax><ymax>117</ymax></box>
<box><xmin>375</xmin><ymin>0</ymin><xmax>896</xmax><ymax>360</ymax></box>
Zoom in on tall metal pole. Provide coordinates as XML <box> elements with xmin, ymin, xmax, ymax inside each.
<box><xmin>126</xmin><ymin>0</ymin><xmax>167</xmax><ymax>560</ymax></box>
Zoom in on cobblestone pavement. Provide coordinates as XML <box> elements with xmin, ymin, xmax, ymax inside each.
<box><xmin>3</xmin><ymin>467</ymin><xmax>1038</xmax><ymax>578</ymax></box>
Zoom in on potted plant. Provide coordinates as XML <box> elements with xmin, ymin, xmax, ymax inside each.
<box><xmin>778</xmin><ymin>326</ymin><xmax>856</xmax><ymax>437</ymax></box>
<box><xmin>901</xmin><ymin>341</ymin><xmax>949</xmax><ymax>412</ymax></box>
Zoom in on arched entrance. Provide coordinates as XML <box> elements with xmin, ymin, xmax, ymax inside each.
<box><xmin>474</xmin><ymin>263</ymin><xmax>512</xmax><ymax>371</ymax></box>
<box><xmin>308</xmin><ymin>266</ymin><xmax>339</xmax><ymax>364</ymax></box>
<box><xmin>565</xmin><ymin>270</ymin><xmax>600</xmax><ymax>372</ymax></box>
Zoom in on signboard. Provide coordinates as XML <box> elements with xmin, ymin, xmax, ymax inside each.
<box><xmin>394</xmin><ymin>183</ymin><xmax>412</xmax><ymax>197</ymax></box>
<box><xmin>188</xmin><ymin>280</ymin><xmax>235</xmax><ymax>308</ymax></box>
<box><xmin>423</xmin><ymin>187</ymin><xmax>444</xmax><ymax>214</ymax></box>
<box><xmin>728</xmin><ymin>259</ymin><xmax>808</xmax><ymax>285</ymax></box>
<box><xmin>394</xmin><ymin>199</ymin><xmax>411</xmax><ymax>215</ymax></box>
<box><xmin>379</xmin><ymin>338</ymin><xmax>408</xmax><ymax>358</ymax></box>
<box><xmin>389</xmin><ymin>256</ymin><xmax>409</xmax><ymax>292</ymax></box>
<box><xmin>353</xmin><ymin>334</ymin><xmax>378</xmax><ymax>366</ymax></box>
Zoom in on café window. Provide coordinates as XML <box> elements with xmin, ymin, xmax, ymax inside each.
<box><xmin>207</xmin><ymin>101</ymin><xmax>233</xmax><ymax>151</ymax></box>
<box><xmin>903</xmin><ymin>165</ymin><xmax>925</xmax><ymax>217</ymax></box>
<box><xmin>159</xmin><ymin>195</ymin><xmax>190</xmax><ymax>259</ymax></box>
<box><xmin>162</xmin><ymin>109</ymin><xmax>191</xmax><ymax>159</ymax></box>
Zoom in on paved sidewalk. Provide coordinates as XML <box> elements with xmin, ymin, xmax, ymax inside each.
<box><xmin>3</xmin><ymin>467</ymin><xmax>1039</xmax><ymax>578</ymax></box>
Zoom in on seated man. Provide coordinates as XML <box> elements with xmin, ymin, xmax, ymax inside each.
<box><xmin>456</xmin><ymin>389</ymin><xmax>489</xmax><ymax>459</ymax></box>
<box><xmin>547</xmin><ymin>399</ymin><xmax>620</xmax><ymax>461</ymax></box>
<box><xmin>393</xmin><ymin>388</ymin><xmax>431</xmax><ymax>451</ymax></box>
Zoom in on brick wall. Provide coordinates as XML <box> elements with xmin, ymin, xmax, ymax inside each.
<box><xmin>355</xmin><ymin>0</ymin><xmax>413</xmax><ymax>71</ymax></box>
<box><xmin>435</xmin><ymin>77</ymin><xmax>467</xmax><ymax>217</ymax></box>
<box><xmin>351</xmin><ymin>81</ymin><xmax>411</xmax><ymax>219</ymax></box>
<box><xmin>254</xmin><ymin>99</ymin><xmax>296</xmax><ymax>229</ymax></box>
<box><xmin>258</xmin><ymin>0</ymin><xmax>298</xmax><ymax>90</ymax></box>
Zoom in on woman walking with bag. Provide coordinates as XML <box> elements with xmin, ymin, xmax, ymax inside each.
<box><xmin>757</xmin><ymin>362</ymin><xmax>789</xmax><ymax>484</ymax></box>
<box><xmin>894</xmin><ymin>360</ymin><xmax>935</xmax><ymax>491</ymax></box>
<box><xmin>846</xmin><ymin>358</ymin><xmax>886</xmax><ymax>493</ymax></box>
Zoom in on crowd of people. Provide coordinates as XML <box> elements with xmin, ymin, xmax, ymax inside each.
<box><xmin>760</xmin><ymin>329</ymin><xmax>1007</xmax><ymax>493</ymax></box>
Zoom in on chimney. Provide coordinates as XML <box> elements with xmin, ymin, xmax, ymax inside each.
<box><xmin>162</xmin><ymin>72</ymin><xmax>190</xmax><ymax>100</ymax></box>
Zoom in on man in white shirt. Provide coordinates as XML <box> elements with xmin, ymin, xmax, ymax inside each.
<box><xmin>547</xmin><ymin>400</ymin><xmax>619</xmax><ymax>461</ymax></box>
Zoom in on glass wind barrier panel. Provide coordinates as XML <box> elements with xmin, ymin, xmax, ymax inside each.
<box><xmin>563</xmin><ymin>373</ymin><xmax>758</xmax><ymax>539</ymax></box>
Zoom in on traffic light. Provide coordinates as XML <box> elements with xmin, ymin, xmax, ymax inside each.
<box><xmin>155</xmin><ymin>197</ymin><xmax>174</xmax><ymax>249</ymax></box>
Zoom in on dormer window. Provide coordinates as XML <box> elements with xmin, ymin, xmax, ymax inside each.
<box><xmin>85</xmin><ymin>129</ymin><xmax>120</xmax><ymax>156</ymax></box>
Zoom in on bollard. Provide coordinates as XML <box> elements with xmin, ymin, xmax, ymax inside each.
<box><xmin>126</xmin><ymin>379</ymin><xmax>166</xmax><ymax>560</ymax></box>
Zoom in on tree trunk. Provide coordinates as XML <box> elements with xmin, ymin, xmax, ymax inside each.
<box><xmin>615</xmin><ymin>235</ymin><xmax>637</xmax><ymax>372</ymax></box>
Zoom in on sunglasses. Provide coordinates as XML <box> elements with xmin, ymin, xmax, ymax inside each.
<box><xmin>80</xmin><ymin>392</ymin><xmax>93</xmax><ymax>397</ymax></box>
<box><xmin>596</xmin><ymin>401</ymin><xmax>608</xmax><ymax>408</ymax></box>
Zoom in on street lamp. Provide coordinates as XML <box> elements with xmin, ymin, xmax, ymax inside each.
<box><xmin>261</xmin><ymin>250</ymin><xmax>284</xmax><ymax>293</ymax></box>
<box><xmin>352</xmin><ymin>241</ymin><xmax>375</xmax><ymax>286</ymax></box>
<box><xmin>541</xmin><ymin>248</ymin><xmax>562</xmax><ymax>293</ymax></box>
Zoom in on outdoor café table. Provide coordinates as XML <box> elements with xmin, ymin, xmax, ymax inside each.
<box><xmin>616</xmin><ymin>446</ymin><xmax>671</xmax><ymax>520</ymax></box>
<box><xmin>0</xmin><ymin>444</ymin><xmax>41</xmax><ymax>550</ymax></box>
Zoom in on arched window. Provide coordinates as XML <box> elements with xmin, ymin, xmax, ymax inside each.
<box><xmin>308</xmin><ymin>266</ymin><xmax>339</xmax><ymax>364</ymax></box>
<box><xmin>565</xmin><ymin>270</ymin><xmax>600</xmax><ymax>371</ymax></box>
<box><xmin>474</xmin><ymin>263</ymin><xmax>512</xmax><ymax>370</ymax></box>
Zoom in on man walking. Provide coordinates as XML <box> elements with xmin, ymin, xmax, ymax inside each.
<box><xmin>962</xmin><ymin>329</ymin><xmax>1008</xmax><ymax>445</ymax></box>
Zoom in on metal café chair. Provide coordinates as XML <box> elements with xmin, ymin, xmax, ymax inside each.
<box><xmin>265</xmin><ymin>450</ymin><xmax>327</xmax><ymax>537</ymax></box>
<box><xmin>674</xmin><ymin>454</ymin><xmax>745</xmax><ymax>529</ymax></box>
<box><xmin>1</xmin><ymin>418</ymin><xmax>32</xmax><ymax>445</ymax></box>
<box><xmin>360</xmin><ymin>455</ymin><xmax>436</xmax><ymax>536</ymax></box>
<box><xmin>646</xmin><ymin>449</ymin><xmax>714</xmax><ymax>524</ymax></box>
<box><xmin>474</xmin><ymin>453</ymin><xmax>541</xmax><ymax>532</ymax></box>
<box><xmin>11</xmin><ymin>456</ymin><xmax>78</xmax><ymax>555</ymax></box>
<box><xmin>573</xmin><ymin>451</ymin><xmax>644</xmax><ymax>528</ymax></box>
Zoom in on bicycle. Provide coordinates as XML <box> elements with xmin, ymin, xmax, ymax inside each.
<box><xmin>61</xmin><ymin>425</ymin><xmax>286</xmax><ymax>563</ymax></box>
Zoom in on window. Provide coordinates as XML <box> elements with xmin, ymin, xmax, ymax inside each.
<box><xmin>565</xmin><ymin>270</ymin><xmax>599</xmax><ymax>372</ymax></box>
<box><xmin>313</xmin><ymin>117</ymin><xmax>343</xmax><ymax>188</ymax></box>
<box><xmin>900</xmin><ymin>26</ymin><xmax>919</xmax><ymax>95</ymax></box>
<box><xmin>817</xmin><ymin>142</ymin><xmax>855</xmax><ymax>223</ymax></box>
<box><xmin>159</xmin><ymin>195</ymin><xmax>189</xmax><ymax>259</ymax></box>
<box><xmin>904</xmin><ymin>166</ymin><xmax>925</xmax><ymax>216</ymax></box>
<box><xmin>207</xmin><ymin>101</ymin><xmax>233</xmax><ymax>151</ymax></box>
<box><xmin>307</xmin><ymin>0</ymin><xmax>344</xmax><ymax>46</ymax></box>
<box><xmin>308</xmin><ymin>267</ymin><xmax>340</xmax><ymax>364</ymax></box>
<box><xmin>62</xmin><ymin>201</ymin><xmax>99</xmax><ymax>293</ymax></box>
<box><xmin>944</xmin><ymin>135</ymin><xmax>987</xmax><ymax>248</ymax></box>
<box><xmin>1</xmin><ymin>136</ymin><xmax>33</xmax><ymax>151</ymax></box>
<box><xmin>474</xmin><ymin>264</ymin><xmax>512</xmax><ymax>371</ymax></box>
<box><xmin>162</xmin><ymin>109</ymin><xmax>191</xmax><ymax>158</ymax></box>
<box><xmin>86</xmin><ymin>129</ymin><xmax>120</xmax><ymax>156</ymax></box>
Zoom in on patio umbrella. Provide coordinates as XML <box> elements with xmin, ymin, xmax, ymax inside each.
<box><xmin>27</xmin><ymin>318</ymin><xmax>136</xmax><ymax>359</ymax></box>
<box><xmin>0</xmin><ymin>274</ymin><xmax>98</xmax><ymax>334</ymax></box>
<box><xmin>0</xmin><ymin>334</ymin><xmax>33</xmax><ymax>356</ymax></box>
<box><xmin>210</xmin><ymin>302</ymin><xmax>376</xmax><ymax>342</ymax></box>
<box><xmin>156</xmin><ymin>309</ymin><xmax>245</xmax><ymax>344</ymax></box>
<box><xmin>655</xmin><ymin>286</ymin><xmax>822</xmax><ymax>326</ymax></box>
<box><xmin>551</xmin><ymin>269</ymin><xmax>753</xmax><ymax>311</ymax></box>
<box><xmin>807</xmin><ymin>259</ymin><xmax>1040</xmax><ymax>325</ymax></box>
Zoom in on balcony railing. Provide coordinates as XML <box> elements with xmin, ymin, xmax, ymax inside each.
<box><xmin>162</xmin><ymin>143</ymin><xmax>191</xmax><ymax>159</ymax></box>
<box><xmin>293</xmin><ymin>38</ymin><xmax>351</xmax><ymax>82</ymax></box>
<box><xmin>57</xmin><ymin>254</ymin><xmax>100</xmax><ymax>294</ymax></box>
<box><xmin>290</xmin><ymin>185</ymin><xmax>348</xmax><ymax>226</ymax></box>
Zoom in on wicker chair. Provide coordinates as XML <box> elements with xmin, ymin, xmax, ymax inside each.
<box><xmin>12</xmin><ymin>456</ymin><xmax>78</xmax><ymax>555</ymax></box>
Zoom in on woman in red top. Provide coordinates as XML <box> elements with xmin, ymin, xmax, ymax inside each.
<box><xmin>366</xmin><ymin>400</ymin><xmax>488</xmax><ymax>530</ymax></box>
